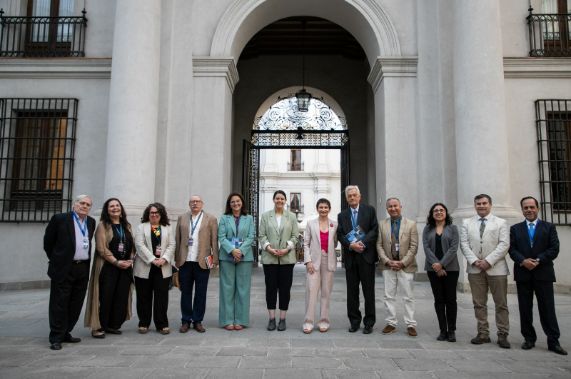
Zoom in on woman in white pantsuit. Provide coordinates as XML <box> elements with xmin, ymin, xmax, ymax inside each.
<box><xmin>303</xmin><ymin>198</ymin><xmax>338</xmax><ymax>333</ymax></box>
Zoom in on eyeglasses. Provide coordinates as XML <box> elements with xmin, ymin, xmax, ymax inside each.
<box><xmin>190</xmin><ymin>200</ymin><xmax>202</xmax><ymax>204</ymax></box>
<box><xmin>149</xmin><ymin>211</ymin><xmax>160</xmax><ymax>215</ymax></box>
<box><xmin>433</xmin><ymin>209</ymin><xmax>445</xmax><ymax>213</ymax></box>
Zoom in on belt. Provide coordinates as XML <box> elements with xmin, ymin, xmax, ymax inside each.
<box><xmin>72</xmin><ymin>260</ymin><xmax>89</xmax><ymax>264</ymax></box>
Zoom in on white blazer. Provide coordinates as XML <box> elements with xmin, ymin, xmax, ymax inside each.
<box><xmin>134</xmin><ymin>222</ymin><xmax>176</xmax><ymax>279</ymax></box>
<box><xmin>303</xmin><ymin>218</ymin><xmax>338</xmax><ymax>271</ymax></box>
<box><xmin>460</xmin><ymin>214</ymin><xmax>510</xmax><ymax>276</ymax></box>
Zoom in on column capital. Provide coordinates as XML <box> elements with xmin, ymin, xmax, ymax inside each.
<box><xmin>367</xmin><ymin>56</ymin><xmax>417</xmax><ymax>92</ymax></box>
<box><xmin>193</xmin><ymin>57</ymin><xmax>240</xmax><ymax>93</ymax></box>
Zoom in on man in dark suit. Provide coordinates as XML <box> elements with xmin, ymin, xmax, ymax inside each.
<box><xmin>509</xmin><ymin>196</ymin><xmax>567</xmax><ymax>355</ymax></box>
<box><xmin>337</xmin><ymin>185</ymin><xmax>378</xmax><ymax>334</ymax></box>
<box><xmin>44</xmin><ymin>194</ymin><xmax>96</xmax><ymax>350</ymax></box>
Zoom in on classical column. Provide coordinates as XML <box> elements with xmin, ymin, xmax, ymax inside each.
<box><xmin>191</xmin><ymin>57</ymin><xmax>239</xmax><ymax>215</ymax></box>
<box><xmin>453</xmin><ymin>0</ymin><xmax>518</xmax><ymax>218</ymax></box>
<box><xmin>104</xmin><ymin>0</ymin><xmax>161</xmax><ymax>213</ymax></box>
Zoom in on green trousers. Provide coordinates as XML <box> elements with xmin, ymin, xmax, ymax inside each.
<box><xmin>219</xmin><ymin>260</ymin><xmax>253</xmax><ymax>326</ymax></box>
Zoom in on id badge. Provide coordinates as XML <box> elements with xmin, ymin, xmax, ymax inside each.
<box><xmin>82</xmin><ymin>238</ymin><xmax>89</xmax><ymax>250</ymax></box>
<box><xmin>188</xmin><ymin>237</ymin><xmax>193</xmax><ymax>247</ymax></box>
<box><xmin>155</xmin><ymin>245</ymin><xmax>162</xmax><ymax>257</ymax></box>
<box><xmin>232</xmin><ymin>237</ymin><xmax>243</xmax><ymax>249</ymax></box>
<box><xmin>118</xmin><ymin>242</ymin><xmax>124</xmax><ymax>253</ymax></box>
<box><xmin>395</xmin><ymin>243</ymin><xmax>400</xmax><ymax>252</ymax></box>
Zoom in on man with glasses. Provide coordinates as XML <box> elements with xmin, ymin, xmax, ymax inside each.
<box><xmin>44</xmin><ymin>194</ymin><xmax>96</xmax><ymax>350</ymax></box>
<box><xmin>175</xmin><ymin>195</ymin><xmax>218</xmax><ymax>333</ymax></box>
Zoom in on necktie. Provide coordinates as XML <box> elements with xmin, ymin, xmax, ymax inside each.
<box><xmin>351</xmin><ymin>209</ymin><xmax>358</xmax><ymax>228</ymax></box>
<box><xmin>479</xmin><ymin>218</ymin><xmax>486</xmax><ymax>238</ymax></box>
<box><xmin>528</xmin><ymin>223</ymin><xmax>535</xmax><ymax>245</ymax></box>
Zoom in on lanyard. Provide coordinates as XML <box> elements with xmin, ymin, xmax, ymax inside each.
<box><xmin>73</xmin><ymin>212</ymin><xmax>87</xmax><ymax>238</ymax></box>
<box><xmin>113</xmin><ymin>224</ymin><xmax>125</xmax><ymax>242</ymax></box>
<box><xmin>190</xmin><ymin>211</ymin><xmax>203</xmax><ymax>237</ymax></box>
<box><xmin>234</xmin><ymin>216</ymin><xmax>240</xmax><ymax>236</ymax></box>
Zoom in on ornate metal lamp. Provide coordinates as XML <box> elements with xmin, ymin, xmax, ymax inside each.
<box><xmin>295</xmin><ymin>20</ymin><xmax>312</xmax><ymax>112</ymax></box>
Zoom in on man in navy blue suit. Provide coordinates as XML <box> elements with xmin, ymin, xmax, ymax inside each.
<box><xmin>509</xmin><ymin>196</ymin><xmax>567</xmax><ymax>355</ymax></box>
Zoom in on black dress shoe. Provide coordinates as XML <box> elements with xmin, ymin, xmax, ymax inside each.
<box><xmin>521</xmin><ymin>340</ymin><xmax>535</xmax><ymax>350</ymax></box>
<box><xmin>363</xmin><ymin>326</ymin><xmax>373</xmax><ymax>334</ymax></box>
<box><xmin>447</xmin><ymin>331</ymin><xmax>456</xmax><ymax>342</ymax></box>
<box><xmin>548</xmin><ymin>345</ymin><xmax>568</xmax><ymax>355</ymax></box>
<box><xmin>105</xmin><ymin>328</ymin><xmax>122</xmax><ymax>335</ymax></box>
<box><xmin>50</xmin><ymin>342</ymin><xmax>62</xmax><ymax>350</ymax></box>
<box><xmin>437</xmin><ymin>331</ymin><xmax>448</xmax><ymax>341</ymax></box>
<box><xmin>348</xmin><ymin>325</ymin><xmax>359</xmax><ymax>333</ymax></box>
<box><xmin>277</xmin><ymin>319</ymin><xmax>286</xmax><ymax>331</ymax></box>
<box><xmin>63</xmin><ymin>334</ymin><xmax>81</xmax><ymax>343</ymax></box>
<box><xmin>267</xmin><ymin>318</ymin><xmax>276</xmax><ymax>331</ymax></box>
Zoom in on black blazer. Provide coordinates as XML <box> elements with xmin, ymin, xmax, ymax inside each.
<box><xmin>509</xmin><ymin>220</ymin><xmax>559</xmax><ymax>282</ymax></box>
<box><xmin>337</xmin><ymin>203</ymin><xmax>379</xmax><ymax>268</ymax></box>
<box><xmin>43</xmin><ymin>212</ymin><xmax>96</xmax><ymax>282</ymax></box>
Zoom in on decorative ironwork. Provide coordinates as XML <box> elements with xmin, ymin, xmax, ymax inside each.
<box><xmin>255</xmin><ymin>97</ymin><xmax>347</xmax><ymax>131</ymax></box>
<box><xmin>0</xmin><ymin>98</ymin><xmax>78</xmax><ymax>222</ymax></box>
<box><xmin>251</xmin><ymin>129</ymin><xmax>349</xmax><ymax>148</ymax></box>
<box><xmin>535</xmin><ymin>99</ymin><xmax>571</xmax><ymax>225</ymax></box>
<box><xmin>0</xmin><ymin>9</ymin><xmax>87</xmax><ymax>57</ymax></box>
<box><xmin>527</xmin><ymin>9</ymin><xmax>571</xmax><ymax>57</ymax></box>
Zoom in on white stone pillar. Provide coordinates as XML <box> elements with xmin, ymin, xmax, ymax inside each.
<box><xmin>453</xmin><ymin>0</ymin><xmax>518</xmax><ymax>218</ymax></box>
<box><xmin>104</xmin><ymin>0</ymin><xmax>161</xmax><ymax>214</ymax></box>
<box><xmin>191</xmin><ymin>58</ymin><xmax>238</xmax><ymax>215</ymax></box>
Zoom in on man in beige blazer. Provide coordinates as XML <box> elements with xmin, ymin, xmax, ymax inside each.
<box><xmin>377</xmin><ymin>197</ymin><xmax>419</xmax><ymax>337</ymax></box>
<box><xmin>460</xmin><ymin>194</ymin><xmax>510</xmax><ymax>348</ymax></box>
<box><xmin>175</xmin><ymin>195</ymin><xmax>218</xmax><ymax>333</ymax></box>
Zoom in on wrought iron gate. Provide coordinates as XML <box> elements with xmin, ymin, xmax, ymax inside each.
<box><xmin>242</xmin><ymin>129</ymin><xmax>350</xmax><ymax>262</ymax></box>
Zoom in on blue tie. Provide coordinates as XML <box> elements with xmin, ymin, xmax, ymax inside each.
<box><xmin>528</xmin><ymin>222</ymin><xmax>535</xmax><ymax>246</ymax></box>
<box><xmin>351</xmin><ymin>209</ymin><xmax>358</xmax><ymax>229</ymax></box>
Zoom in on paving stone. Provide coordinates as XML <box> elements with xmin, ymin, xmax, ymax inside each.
<box><xmin>0</xmin><ymin>266</ymin><xmax>570</xmax><ymax>378</ymax></box>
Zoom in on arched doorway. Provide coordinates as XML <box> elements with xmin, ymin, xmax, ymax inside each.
<box><xmin>242</xmin><ymin>92</ymin><xmax>349</xmax><ymax>253</ymax></box>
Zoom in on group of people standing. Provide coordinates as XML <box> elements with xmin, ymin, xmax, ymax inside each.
<box><xmin>43</xmin><ymin>186</ymin><xmax>566</xmax><ymax>357</ymax></box>
<box><xmin>336</xmin><ymin>187</ymin><xmax>566</xmax><ymax>356</ymax></box>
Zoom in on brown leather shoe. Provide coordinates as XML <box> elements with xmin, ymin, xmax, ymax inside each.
<box><xmin>179</xmin><ymin>323</ymin><xmax>190</xmax><ymax>333</ymax></box>
<box><xmin>193</xmin><ymin>322</ymin><xmax>206</xmax><ymax>333</ymax></box>
<box><xmin>497</xmin><ymin>333</ymin><xmax>511</xmax><ymax>349</ymax></box>
<box><xmin>407</xmin><ymin>327</ymin><xmax>418</xmax><ymax>337</ymax></box>
<box><xmin>382</xmin><ymin>324</ymin><xmax>396</xmax><ymax>334</ymax></box>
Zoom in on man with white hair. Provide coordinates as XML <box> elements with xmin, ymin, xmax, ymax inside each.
<box><xmin>44</xmin><ymin>194</ymin><xmax>96</xmax><ymax>351</ymax></box>
<box><xmin>337</xmin><ymin>185</ymin><xmax>379</xmax><ymax>334</ymax></box>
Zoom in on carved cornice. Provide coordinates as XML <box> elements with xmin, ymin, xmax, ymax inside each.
<box><xmin>192</xmin><ymin>57</ymin><xmax>240</xmax><ymax>93</ymax></box>
<box><xmin>503</xmin><ymin>57</ymin><xmax>571</xmax><ymax>78</ymax></box>
<box><xmin>0</xmin><ymin>58</ymin><xmax>112</xmax><ymax>79</ymax></box>
<box><xmin>367</xmin><ymin>56</ymin><xmax>418</xmax><ymax>92</ymax></box>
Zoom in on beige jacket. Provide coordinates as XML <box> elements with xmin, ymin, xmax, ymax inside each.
<box><xmin>376</xmin><ymin>217</ymin><xmax>418</xmax><ymax>273</ymax></box>
<box><xmin>175</xmin><ymin>211</ymin><xmax>219</xmax><ymax>269</ymax></box>
<box><xmin>134</xmin><ymin>222</ymin><xmax>176</xmax><ymax>279</ymax></box>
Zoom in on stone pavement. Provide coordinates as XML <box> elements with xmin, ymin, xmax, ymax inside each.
<box><xmin>0</xmin><ymin>265</ymin><xmax>570</xmax><ymax>378</ymax></box>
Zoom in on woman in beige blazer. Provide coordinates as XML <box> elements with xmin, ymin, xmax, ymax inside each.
<box><xmin>134</xmin><ymin>203</ymin><xmax>175</xmax><ymax>335</ymax></box>
<box><xmin>303</xmin><ymin>198</ymin><xmax>338</xmax><ymax>333</ymax></box>
<box><xmin>259</xmin><ymin>190</ymin><xmax>299</xmax><ymax>331</ymax></box>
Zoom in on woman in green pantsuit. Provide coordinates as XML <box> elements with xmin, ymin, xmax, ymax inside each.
<box><xmin>218</xmin><ymin>193</ymin><xmax>255</xmax><ymax>330</ymax></box>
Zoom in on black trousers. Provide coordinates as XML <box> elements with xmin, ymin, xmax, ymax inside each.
<box><xmin>49</xmin><ymin>261</ymin><xmax>89</xmax><ymax>343</ymax></box>
<box><xmin>135</xmin><ymin>265</ymin><xmax>170</xmax><ymax>329</ymax></box>
<box><xmin>427</xmin><ymin>271</ymin><xmax>459</xmax><ymax>333</ymax></box>
<box><xmin>99</xmin><ymin>263</ymin><xmax>132</xmax><ymax>330</ymax></box>
<box><xmin>517</xmin><ymin>279</ymin><xmax>561</xmax><ymax>348</ymax></box>
<box><xmin>179</xmin><ymin>261</ymin><xmax>210</xmax><ymax>324</ymax></box>
<box><xmin>263</xmin><ymin>264</ymin><xmax>294</xmax><ymax>311</ymax></box>
<box><xmin>345</xmin><ymin>254</ymin><xmax>376</xmax><ymax>328</ymax></box>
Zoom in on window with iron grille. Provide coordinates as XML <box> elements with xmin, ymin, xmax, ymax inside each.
<box><xmin>0</xmin><ymin>98</ymin><xmax>77</xmax><ymax>222</ymax></box>
<box><xmin>536</xmin><ymin>99</ymin><xmax>571</xmax><ymax>225</ymax></box>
